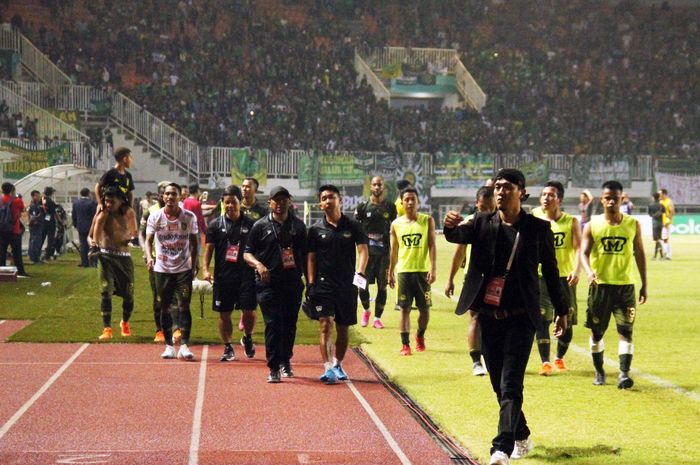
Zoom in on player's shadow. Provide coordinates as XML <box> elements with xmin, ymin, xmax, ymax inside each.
<box><xmin>530</xmin><ymin>444</ymin><xmax>621</xmax><ymax>461</ymax></box>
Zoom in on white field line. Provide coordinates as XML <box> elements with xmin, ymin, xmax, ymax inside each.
<box><xmin>188</xmin><ymin>345</ymin><xmax>208</xmax><ymax>465</ymax></box>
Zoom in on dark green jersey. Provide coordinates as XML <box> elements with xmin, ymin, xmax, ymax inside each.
<box><xmin>354</xmin><ymin>199</ymin><xmax>397</xmax><ymax>256</ymax></box>
<box><xmin>241</xmin><ymin>201</ymin><xmax>268</xmax><ymax>222</ymax></box>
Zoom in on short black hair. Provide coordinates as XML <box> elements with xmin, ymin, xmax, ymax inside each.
<box><xmin>31</xmin><ymin>190</ymin><xmax>40</xmax><ymax>196</ymax></box>
<box><xmin>476</xmin><ymin>186</ymin><xmax>493</xmax><ymax>201</ymax></box>
<box><xmin>653</xmin><ymin>192</ymin><xmax>660</xmax><ymax>201</ymax></box>
<box><xmin>223</xmin><ymin>185</ymin><xmax>242</xmax><ymax>200</ymax></box>
<box><xmin>544</xmin><ymin>181</ymin><xmax>565</xmax><ymax>199</ymax></box>
<box><xmin>400</xmin><ymin>186</ymin><xmax>419</xmax><ymax>200</ymax></box>
<box><xmin>114</xmin><ymin>147</ymin><xmax>131</xmax><ymax>161</ymax></box>
<box><xmin>80</xmin><ymin>187</ymin><xmax>90</xmax><ymax>197</ymax></box>
<box><xmin>166</xmin><ymin>182</ymin><xmax>181</xmax><ymax>194</ymax></box>
<box><xmin>1</xmin><ymin>182</ymin><xmax>13</xmax><ymax>195</ymax></box>
<box><xmin>244</xmin><ymin>177</ymin><xmax>259</xmax><ymax>190</ymax></box>
<box><xmin>318</xmin><ymin>184</ymin><xmax>340</xmax><ymax>198</ymax></box>
<box><xmin>396</xmin><ymin>179</ymin><xmax>411</xmax><ymax>191</ymax></box>
<box><xmin>189</xmin><ymin>184</ymin><xmax>199</xmax><ymax>194</ymax></box>
<box><xmin>103</xmin><ymin>186</ymin><xmax>124</xmax><ymax>200</ymax></box>
<box><xmin>602</xmin><ymin>180</ymin><xmax>624</xmax><ymax>192</ymax></box>
<box><xmin>660</xmin><ymin>188</ymin><xmax>668</xmax><ymax>195</ymax></box>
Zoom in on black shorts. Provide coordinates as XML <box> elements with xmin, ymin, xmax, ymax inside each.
<box><xmin>585</xmin><ymin>283</ymin><xmax>636</xmax><ymax>334</ymax></box>
<box><xmin>538</xmin><ymin>277</ymin><xmax>578</xmax><ymax>325</ymax></box>
<box><xmin>652</xmin><ymin>223</ymin><xmax>663</xmax><ymax>241</ymax></box>
<box><xmin>213</xmin><ymin>279</ymin><xmax>256</xmax><ymax>312</ymax></box>
<box><xmin>98</xmin><ymin>253</ymin><xmax>134</xmax><ymax>300</ymax></box>
<box><xmin>397</xmin><ymin>272</ymin><xmax>431</xmax><ymax>310</ymax></box>
<box><xmin>155</xmin><ymin>270</ymin><xmax>193</xmax><ymax>309</ymax></box>
<box><xmin>365</xmin><ymin>254</ymin><xmax>389</xmax><ymax>287</ymax></box>
<box><xmin>310</xmin><ymin>286</ymin><xmax>359</xmax><ymax>326</ymax></box>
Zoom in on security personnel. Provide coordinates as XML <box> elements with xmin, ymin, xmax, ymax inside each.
<box><xmin>244</xmin><ymin>186</ymin><xmax>307</xmax><ymax>383</ymax></box>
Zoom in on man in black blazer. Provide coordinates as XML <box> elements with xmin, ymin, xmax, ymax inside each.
<box><xmin>72</xmin><ymin>187</ymin><xmax>97</xmax><ymax>267</ymax></box>
<box><xmin>444</xmin><ymin>169</ymin><xmax>568</xmax><ymax>465</ymax></box>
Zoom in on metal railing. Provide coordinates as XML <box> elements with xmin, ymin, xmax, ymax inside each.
<box><xmin>0</xmin><ymin>25</ymin><xmax>71</xmax><ymax>86</ymax></box>
<box><xmin>361</xmin><ymin>46</ymin><xmax>459</xmax><ymax>72</ymax></box>
<box><xmin>110</xmin><ymin>92</ymin><xmax>200</xmax><ymax>180</ymax></box>
<box><xmin>202</xmin><ymin>148</ymin><xmax>299</xmax><ymax>180</ymax></box>
<box><xmin>354</xmin><ymin>51</ymin><xmax>391</xmax><ymax>103</ymax></box>
<box><xmin>0</xmin><ymin>83</ymin><xmax>89</xmax><ymax>141</ymax></box>
<box><xmin>454</xmin><ymin>60</ymin><xmax>487</xmax><ymax>111</ymax></box>
<box><xmin>1</xmin><ymin>80</ymin><xmax>109</xmax><ymax>112</ymax></box>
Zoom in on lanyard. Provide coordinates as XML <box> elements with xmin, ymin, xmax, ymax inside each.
<box><xmin>504</xmin><ymin>231</ymin><xmax>520</xmax><ymax>276</ymax></box>
<box><xmin>222</xmin><ymin>216</ymin><xmax>242</xmax><ymax>245</ymax></box>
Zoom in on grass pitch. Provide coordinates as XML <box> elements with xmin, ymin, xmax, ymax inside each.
<box><xmin>1</xmin><ymin>236</ymin><xmax>698</xmax><ymax>464</ymax></box>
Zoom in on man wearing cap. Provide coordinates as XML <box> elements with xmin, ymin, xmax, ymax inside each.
<box><xmin>444</xmin><ymin>168</ymin><xmax>568</xmax><ymax>465</ymax></box>
<box><xmin>244</xmin><ymin>186</ymin><xmax>307</xmax><ymax>383</ymax></box>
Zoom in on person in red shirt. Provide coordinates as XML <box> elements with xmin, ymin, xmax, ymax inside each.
<box><xmin>0</xmin><ymin>182</ymin><xmax>28</xmax><ymax>276</ymax></box>
<box><xmin>182</xmin><ymin>184</ymin><xmax>206</xmax><ymax>271</ymax></box>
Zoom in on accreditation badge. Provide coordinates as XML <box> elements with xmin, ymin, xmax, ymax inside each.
<box><xmin>225</xmin><ymin>244</ymin><xmax>239</xmax><ymax>263</ymax></box>
<box><xmin>281</xmin><ymin>247</ymin><xmax>296</xmax><ymax>269</ymax></box>
<box><xmin>483</xmin><ymin>276</ymin><xmax>505</xmax><ymax>307</ymax></box>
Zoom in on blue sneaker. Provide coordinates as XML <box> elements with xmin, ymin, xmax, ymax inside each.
<box><xmin>333</xmin><ymin>364</ymin><xmax>348</xmax><ymax>381</ymax></box>
<box><xmin>320</xmin><ymin>368</ymin><xmax>337</xmax><ymax>384</ymax></box>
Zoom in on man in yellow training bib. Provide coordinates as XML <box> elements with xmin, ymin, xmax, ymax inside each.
<box><xmin>388</xmin><ymin>186</ymin><xmax>436</xmax><ymax>356</ymax></box>
<box><xmin>581</xmin><ymin>180</ymin><xmax>647</xmax><ymax>389</ymax></box>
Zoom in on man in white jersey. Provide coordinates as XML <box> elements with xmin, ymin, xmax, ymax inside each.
<box><xmin>145</xmin><ymin>183</ymin><xmax>199</xmax><ymax>360</ymax></box>
<box><xmin>581</xmin><ymin>180</ymin><xmax>647</xmax><ymax>389</ymax></box>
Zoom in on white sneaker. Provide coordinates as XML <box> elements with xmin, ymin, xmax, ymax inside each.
<box><xmin>161</xmin><ymin>345</ymin><xmax>176</xmax><ymax>359</ymax></box>
<box><xmin>178</xmin><ymin>344</ymin><xmax>195</xmax><ymax>360</ymax></box>
<box><xmin>489</xmin><ymin>450</ymin><xmax>509</xmax><ymax>465</ymax></box>
<box><xmin>472</xmin><ymin>362</ymin><xmax>487</xmax><ymax>376</ymax></box>
<box><xmin>510</xmin><ymin>437</ymin><xmax>533</xmax><ymax>459</ymax></box>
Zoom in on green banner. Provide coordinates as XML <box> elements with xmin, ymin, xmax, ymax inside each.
<box><xmin>571</xmin><ymin>155</ymin><xmax>631</xmax><ymax>187</ymax></box>
<box><xmin>230</xmin><ymin>148</ymin><xmax>267</xmax><ymax>186</ymax></box>
<box><xmin>1</xmin><ymin>141</ymin><xmax>70</xmax><ymax>179</ymax></box>
<box><xmin>520</xmin><ymin>159</ymin><xmax>549</xmax><ymax>187</ymax></box>
<box><xmin>671</xmin><ymin>215</ymin><xmax>700</xmax><ymax>235</ymax></box>
<box><xmin>298</xmin><ymin>152</ymin><xmax>366</xmax><ymax>188</ymax></box>
<box><xmin>49</xmin><ymin>110</ymin><xmax>81</xmax><ymax>130</ymax></box>
<box><xmin>433</xmin><ymin>153</ymin><xmax>493</xmax><ymax>188</ymax></box>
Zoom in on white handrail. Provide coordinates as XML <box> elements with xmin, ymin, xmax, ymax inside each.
<box><xmin>0</xmin><ymin>25</ymin><xmax>71</xmax><ymax>86</ymax></box>
<box><xmin>354</xmin><ymin>52</ymin><xmax>391</xmax><ymax>103</ymax></box>
<box><xmin>454</xmin><ymin>60</ymin><xmax>487</xmax><ymax>111</ymax></box>
<box><xmin>1</xmin><ymin>81</ymin><xmax>109</xmax><ymax>112</ymax></box>
<box><xmin>0</xmin><ymin>83</ymin><xmax>89</xmax><ymax>141</ymax></box>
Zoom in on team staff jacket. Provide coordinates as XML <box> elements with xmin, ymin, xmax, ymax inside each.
<box><xmin>244</xmin><ymin>213</ymin><xmax>307</xmax><ymax>285</ymax></box>
<box><xmin>206</xmin><ymin>214</ymin><xmax>255</xmax><ymax>283</ymax></box>
<box><xmin>307</xmin><ymin>213</ymin><xmax>368</xmax><ymax>292</ymax></box>
<box><xmin>354</xmin><ymin>200</ymin><xmax>396</xmax><ymax>256</ymax></box>
<box><xmin>444</xmin><ymin>210</ymin><xmax>568</xmax><ymax>323</ymax></box>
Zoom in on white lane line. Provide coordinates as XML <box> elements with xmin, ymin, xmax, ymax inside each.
<box><xmin>188</xmin><ymin>345</ymin><xmax>208</xmax><ymax>465</ymax></box>
<box><xmin>566</xmin><ymin>343</ymin><xmax>700</xmax><ymax>402</ymax></box>
<box><xmin>346</xmin><ymin>380</ymin><xmax>412</xmax><ymax>465</ymax></box>
<box><xmin>0</xmin><ymin>343</ymin><xmax>89</xmax><ymax>441</ymax></box>
<box><xmin>442</xmin><ymin>290</ymin><xmax>700</xmax><ymax>402</ymax></box>
<box><xmin>0</xmin><ymin>320</ymin><xmax>6</xmax><ymax>325</ymax></box>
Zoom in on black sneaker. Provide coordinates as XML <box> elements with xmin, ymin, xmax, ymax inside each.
<box><xmin>280</xmin><ymin>361</ymin><xmax>294</xmax><ymax>378</ymax></box>
<box><xmin>240</xmin><ymin>336</ymin><xmax>255</xmax><ymax>359</ymax></box>
<box><xmin>617</xmin><ymin>372</ymin><xmax>634</xmax><ymax>389</ymax></box>
<box><xmin>267</xmin><ymin>369</ymin><xmax>281</xmax><ymax>383</ymax></box>
<box><xmin>220</xmin><ymin>344</ymin><xmax>235</xmax><ymax>362</ymax></box>
<box><xmin>593</xmin><ymin>371</ymin><xmax>606</xmax><ymax>386</ymax></box>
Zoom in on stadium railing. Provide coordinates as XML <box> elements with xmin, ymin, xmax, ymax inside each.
<box><xmin>354</xmin><ymin>51</ymin><xmax>391</xmax><ymax>103</ymax></box>
<box><xmin>454</xmin><ymin>59</ymin><xmax>486</xmax><ymax>111</ymax></box>
<box><xmin>0</xmin><ymin>82</ymin><xmax>89</xmax><ymax>142</ymax></box>
<box><xmin>2</xmin><ymin>81</ymin><xmax>109</xmax><ymax>115</ymax></box>
<box><xmin>0</xmin><ymin>25</ymin><xmax>71</xmax><ymax>87</ymax></box>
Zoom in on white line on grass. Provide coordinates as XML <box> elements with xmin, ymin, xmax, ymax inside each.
<box><xmin>0</xmin><ymin>343</ymin><xmax>88</xmax><ymax>441</ymax></box>
<box><xmin>189</xmin><ymin>345</ymin><xmax>208</xmax><ymax>465</ymax></box>
<box><xmin>439</xmin><ymin>291</ymin><xmax>700</xmax><ymax>402</ymax></box>
<box><xmin>0</xmin><ymin>320</ymin><xmax>5</xmax><ymax>325</ymax></box>
<box><xmin>346</xmin><ymin>380</ymin><xmax>412</xmax><ymax>465</ymax></box>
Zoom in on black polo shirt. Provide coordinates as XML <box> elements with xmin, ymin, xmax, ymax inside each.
<box><xmin>206</xmin><ymin>214</ymin><xmax>255</xmax><ymax>283</ymax></box>
<box><xmin>244</xmin><ymin>213</ymin><xmax>307</xmax><ymax>284</ymax></box>
<box><xmin>307</xmin><ymin>213</ymin><xmax>367</xmax><ymax>293</ymax></box>
<box><xmin>354</xmin><ymin>199</ymin><xmax>396</xmax><ymax>256</ymax></box>
<box><xmin>241</xmin><ymin>200</ymin><xmax>268</xmax><ymax>222</ymax></box>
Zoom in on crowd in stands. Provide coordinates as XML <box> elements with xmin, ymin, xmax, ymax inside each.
<box><xmin>6</xmin><ymin>0</ymin><xmax>699</xmax><ymax>156</ymax></box>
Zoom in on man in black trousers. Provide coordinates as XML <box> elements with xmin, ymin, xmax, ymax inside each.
<box><xmin>72</xmin><ymin>187</ymin><xmax>97</xmax><ymax>267</ymax></box>
<box><xmin>444</xmin><ymin>169</ymin><xmax>568</xmax><ymax>465</ymax></box>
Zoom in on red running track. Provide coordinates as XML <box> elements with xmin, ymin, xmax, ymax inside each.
<box><xmin>0</xmin><ymin>338</ymin><xmax>461</xmax><ymax>465</ymax></box>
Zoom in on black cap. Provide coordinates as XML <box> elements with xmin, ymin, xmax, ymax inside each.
<box><xmin>494</xmin><ymin>168</ymin><xmax>526</xmax><ymax>189</ymax></box>
<box><xmin>268</xmin><ymin>186</ymin><xmax>291</xmax><ymax>199</ymax></box>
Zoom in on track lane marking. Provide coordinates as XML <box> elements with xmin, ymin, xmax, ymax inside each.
<box><xmin>0</xmin><ymin>343</ymin><xmax>88</xmax><ymax>441</ymax></box>
<box><xmin>188</xmin><ymin>345</ymin><xmax>208</xmax><ymax>465</ymax></box>
<box><xmin>346</xmin><ymin>380</ymin><xmax>412</xmax><ymax>465</ymax></box>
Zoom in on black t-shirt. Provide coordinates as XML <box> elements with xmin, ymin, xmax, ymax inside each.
<box><xmin>43</xmin><ymin>197</ymin><xmax>57</xmax><ymax>224</ymax></box>
<box><xmin>241</xmin><ymin>201</ymin><xmax>268</xmax><ymax>222</ymax></box>
<box><xmin>477</xmin><ymin>219</ymin><xmax>522</xmax><ymax>310</ymax></box>
<box><xmin>206</xmin><ymin>214</ymin><xmax>255</xmax><ymax>283</ymax></box>
<box><xmin>647</xmin><ymin>202</ymin><xmax>665</xmax><ymax>226</ymax></box>
<box><xmin>354</xmin><ymin>199</ymin><xmax>396</xmax><ymax>256</ymax></box>
<box><xmin>244</xmin><ymin>214</ymin><xmax>307</xmax><ymax>284</ymax></box>
<box><xmin>307</xmin><ymin>214</ymin><xmax>368</xmax><ymax>293</ymax></box>
<box><xmin>99</xmin><ymin>168</ymin><xmax>134</xmax><ymax>200</ymax></box>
